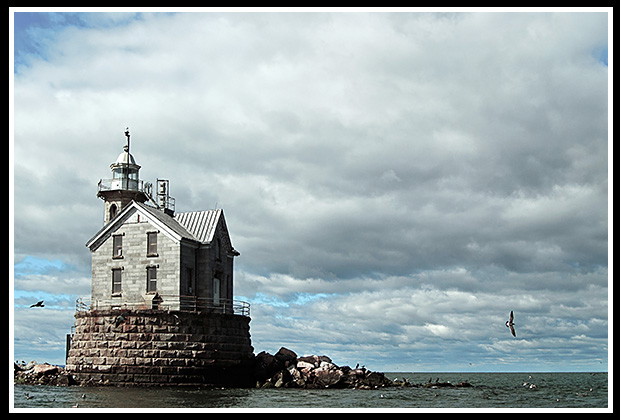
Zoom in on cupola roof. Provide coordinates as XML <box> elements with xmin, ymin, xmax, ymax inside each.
<box><xmin>115</xmin><ymin>149</ymin><xmax>137</xmax><ymax>166</ymax></box>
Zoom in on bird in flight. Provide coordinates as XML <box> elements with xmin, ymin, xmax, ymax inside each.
<box><xmin>30</xmin><ymin>300</ymin><xmax>44</xmax><ymax>308</ymax></box>
<box><xmin>505</xmin><ymin>310</ymin><xmax>516</xmax><ymax>337</ymax></box>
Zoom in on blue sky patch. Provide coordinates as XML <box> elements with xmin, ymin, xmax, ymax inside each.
<box><xmin>14</xmin><ymin>255</ymin><xmax>70</xmax><ymax>276</ymax></box>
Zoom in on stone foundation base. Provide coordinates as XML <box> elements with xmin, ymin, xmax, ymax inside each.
<box><xmin>65</xmin><ymin>309</ymin><xmax>255</xmax><ymax>387</ymax></box>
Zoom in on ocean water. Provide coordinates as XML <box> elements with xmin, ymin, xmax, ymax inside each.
<box><xmin>13</xmin><ymin>372</ymin><xmax>608</xmax><ymax>410</ymax></box>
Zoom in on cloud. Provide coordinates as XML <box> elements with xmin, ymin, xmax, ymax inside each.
<box><xmin>242</xmin><ymin>267</ymin><xmax>608</xmax><ymax>370</ymax></box>
<box><xmin>12</xmin><ymin>10</ymin><xmax>609</xmax><ymax>371</ymax></box>
<box><xmin>13</xmin><ymin>305</ymin><xmax>77</xmax><ymax>364</ymax></box>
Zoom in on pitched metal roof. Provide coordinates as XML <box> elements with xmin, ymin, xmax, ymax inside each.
<box><xmin>174</xmin><ymin>209</ymin><xmax>222</xmax><ymax>244</ymax></box>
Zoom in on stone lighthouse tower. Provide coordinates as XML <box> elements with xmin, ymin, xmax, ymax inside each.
<box><xmin>65</xmin><ymin>129</ymin><xmax>255</xmax><ymax>387</ymax></box>
<box><xmin>97</xmin><ymin>129</ymin><xmax>149</xmax><ymax>224</ymax></box>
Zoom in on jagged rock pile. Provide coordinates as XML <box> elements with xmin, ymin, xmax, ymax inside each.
<box><xmin>14</xmin><ymin>361</ymin><xmax>77</xmax><ymax>386</ymax></box>
<box><xmin>254</xmin><ymin>347</ymin><xmax>393</xmax><ymax>389</ymax></box>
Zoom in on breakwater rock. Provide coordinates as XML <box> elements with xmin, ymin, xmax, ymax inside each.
<box><xmin>14</xmin><ymin>361</ymin><xmax>77</xmax><ymax>386</ymax></box>
<box><xmin>254</xmin><ymin>347</ymin><xmax>393</xmax><ymax>389</ymax></box>
<box><xmin>391</xmin><ymin>377</ymin><xmax>473</xmax><ymax>389</ymax></box>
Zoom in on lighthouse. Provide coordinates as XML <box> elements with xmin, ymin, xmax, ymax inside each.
<box><xmin>65</xmin><ymin>129</ymin><xmax>254</xmax><ymax>387</ymax></box>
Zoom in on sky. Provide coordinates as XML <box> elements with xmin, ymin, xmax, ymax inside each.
<box><xmin>10</xmin><ymin>8</ymin><xmax>611</xmax><ymax>373</ymax></box>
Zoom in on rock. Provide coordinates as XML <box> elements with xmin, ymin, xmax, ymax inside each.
<box><xmin>363</xmin><ymin>371</ymin><xmax>392</xmax><ymax>388</ymax></box>
<box><xmin>251</xmin><ymin>347</ymin><xmax>402</xmax><ymax>390</ymax></box>
<box><xmin>20</xmin><ymin>360</ymin><xmax>37</xmax><ymax>371</ymax></box>
<box><xmin>318</xmin><ymin>360</ymin><xmax>335</xmax><ymax>370</ymax></box>
<box><xmin>282</xmin><ymin>365</ymin><xmax>305</xmax><ymax>388</ymax></box>
<box><xmin>287</xmin><ymin>364</ymin><xmax>302</xmax><ymax>384</ymax></box>
<box><xmin>298</xmin><ymin>355</ymin><xmax>320</xmax><ymax>367</ymax></box>
<box><xmin>272</xmin><ymin>371</ymin><xmax>286</xmax><ymax>388</ymax></box>
<box><xmin>33</xmin><ymin>363</ymin><xmax>59</xmax><ymax>377</ymax></box>
<box><xmin>296</xmin><ymin>360</ymin><xmax>315</xmax><ymax>371</ymax></box>
<box><xmin>255</xmin><ymin>350</ymin><xmax>275</xmax><ymax>365</ymax></box>
<box><xmin>318</xmin><ymin>355</ymin><xmax>332</xmax><ymax>364</ymax></box>
<box><xmin>260</xmin><ymin>380</ymin><xmax>274</xmax><ymax>389</ymax></box>
<box><xmin>423</xmin><ymin>381</ymin><xmax>454</xmax><ymax>388</ymax></box>
<box><xmin>342</xmin><ymin>369</ymin><xmax>363</xmax><ymax>388</ymax></box>
<box><xmin>14</xmin><ymin>362</ymin><xmax>77</xmax><ymax>386</ymax></box>
<box><xmin>455</xmin><ymin>381</ymin><xmax>472</xmax><ymax>387</ymax></box>
<box><xmin>315</xmin><ymin>368</ymin><xmax>344</xmax><ymax>388</ymax></box>
<box><xmin>274</xmin><ymin>347</ymin><xmax>297</xmax><ymax>365</ymax></box>
<box><xmin>254</xmin><ymin>351</ymin><xmax>281</xmax><ymax>382</ymax></box>
<box><xmin>56</xmin><ymin>372</ymin><xmax>78</xmax><ymax>386</ymax></box>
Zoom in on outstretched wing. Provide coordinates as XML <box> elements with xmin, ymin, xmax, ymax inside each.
<box><xmin>509</xmin><ymin>324</ymin><xmax>516</xmax><ymax>337</ymax></box>
<box><xmin>509</xmin><ymin>310</ymin><xmax>514</xmax><ymax>323</ymax></box>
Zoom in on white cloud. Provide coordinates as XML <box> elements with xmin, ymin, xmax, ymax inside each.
<box><xmin>424</xmin><ymin>323</ymin><xmax>453</xmax><ymax>339</ymax></box>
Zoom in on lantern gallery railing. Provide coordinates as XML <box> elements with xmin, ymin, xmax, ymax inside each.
<box><xmin>76</xmin><ymin>295</ymin><xmax>250</xmax><ymax>317</ymax></box>
<box><xmin>97</xmin><ymin>178</ymin><xmax>147</xmax><ymax>194</ymax></box>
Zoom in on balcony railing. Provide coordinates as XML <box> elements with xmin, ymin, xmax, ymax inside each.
<box><xmin>97</xmin><ymin>178</ymin><xmax>147</xmax><ymax>194</ymax></box>
<box><xmin>76</xmin><ymin>295</ymin><xmax>250</xmax><ymax>317</ymax></box>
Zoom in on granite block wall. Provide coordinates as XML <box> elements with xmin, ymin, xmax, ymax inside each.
<box><xmin>65</xmin><ymin>309</ymin><xmax>255</xmax><ymax>386</ymax></box>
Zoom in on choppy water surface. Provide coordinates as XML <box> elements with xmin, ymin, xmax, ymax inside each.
<box><xmin>14</xmin><ymin>372</ymin><xmax>608</xmax><ymax>409</ymax></box>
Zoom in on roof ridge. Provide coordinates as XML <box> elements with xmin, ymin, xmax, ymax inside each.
<box><xmin>176</xmin><ymin>208</ymin><xmax>221</xmax><ymax>215</ymax></box>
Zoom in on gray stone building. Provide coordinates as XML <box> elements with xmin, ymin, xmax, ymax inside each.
<box><xmin>66</xmin><ymin>131</ymin><xmax>254</xmax><ymax>386</ymax></box>
<box><xmin>85</xmin><ymin>130</ymin><xmax>240</xmax><ymax>313</ymax></box>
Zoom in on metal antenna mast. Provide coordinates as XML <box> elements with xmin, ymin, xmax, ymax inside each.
<box><xmin>124</xmin><ymin>128</ymin><xmax>130</xmax><ymax>189</ymax></box>
<box><xmin>124</xmin><ymin>127</ymin><xmax>131</xmax><ymax>153</ymax></box>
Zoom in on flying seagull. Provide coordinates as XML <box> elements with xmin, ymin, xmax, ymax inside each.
<box><xmin>30</xmin><ymin>301</ymin><xmax>44</xmax><ymax>308</ymax></box>
<box><xmin>505</xmin><ymin>310</ymin><xmax>516</xmax><ymax>337</ymax></box>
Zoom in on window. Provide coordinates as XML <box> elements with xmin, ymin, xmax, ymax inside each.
<box><xmin>112</xmin><ymin>168</ymin><xmax>123</xmax><ymax>179</ymax></box>
<box><xmin>109</xmin><ymin>204</ymin><xmax>118</xmax><ymax>221</ymax></box>
<box><xmin>112</xmin><ymin>268</ymin><xmax>122</xmax><ymax>294</ymax></box>
<box><xmin>215</xmin><ymin>238</ymin><xmax>221</xmax><ymax>261</ymax></box>
<box><xmin>112</xmin><ymin>235</ymin><xmax>123</xmax><ymax>258</ymax></box>
<box><xmin>213</xmin><ymin>277</ymin><xmax>221</xmax><ymax>305</ymax></box>
<box><xmin>147</xmin><ymin>232</ymin><xmax>158</xmax><ymax>256</ymax></box>
<box><xmin>146</xmin><ymin>266</ymin><xmax>157</xmax><ymax>293</ymax></box>
<box><xmin>184</xmin><ymin>267</ymin><xmax>194</xmax><ymax>295</ymax></box>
